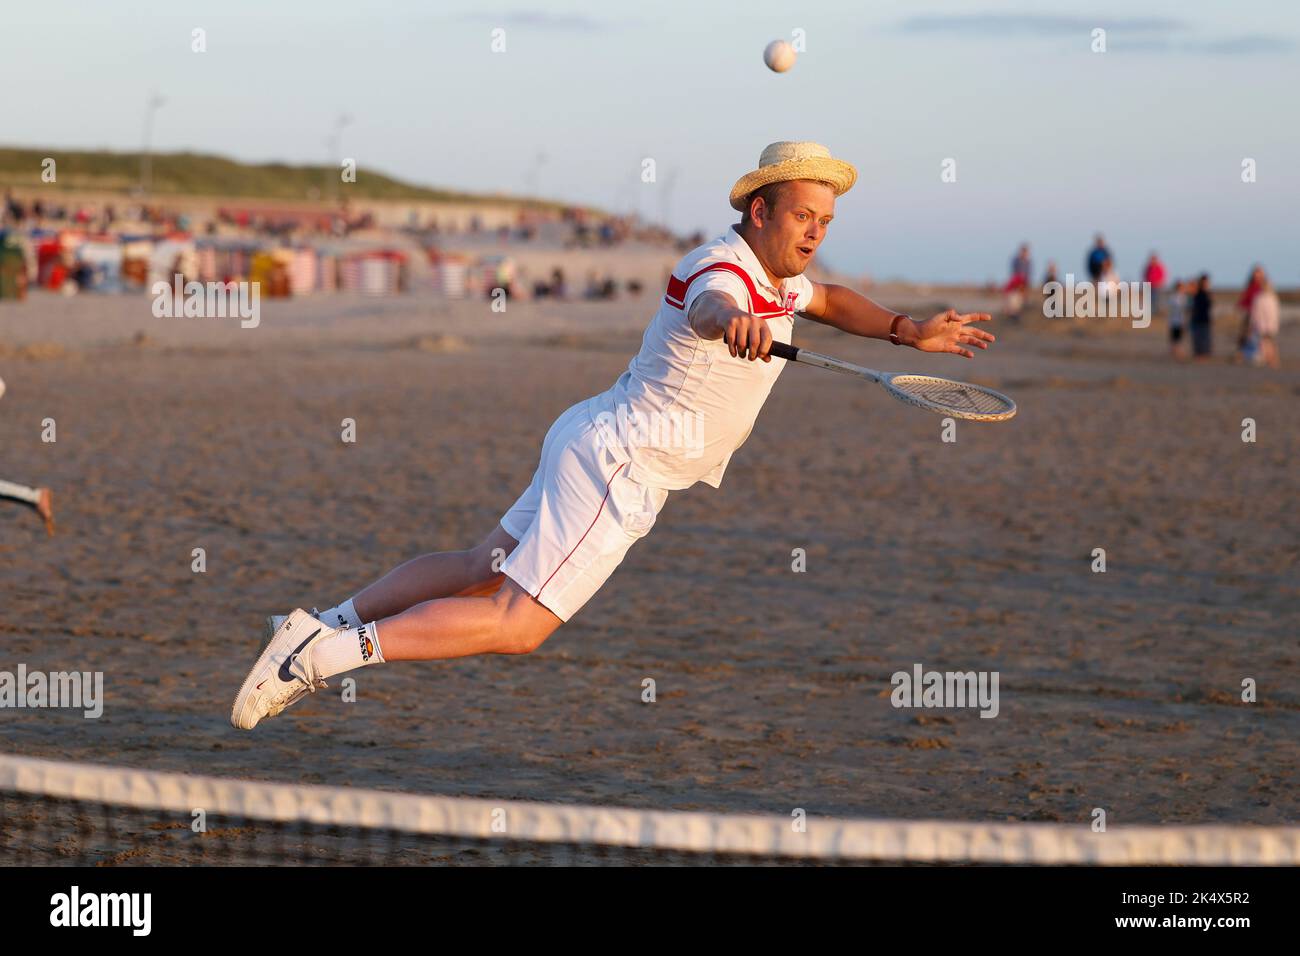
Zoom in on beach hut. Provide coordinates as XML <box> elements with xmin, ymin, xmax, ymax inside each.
<box><xmin>250</xmin><ymin>251</ymin><xmax>291</xmax><ymax>298</ymax></box>
<box><xmin>436</xmin><ymin>254</ymin><xmax>469</xmax><ymax>299</ymax></box>
<box><xmin>0</xmin><ymin>233</ymin><xmax>29</xmax><ymax>301</ymax></box>
<box><xmin>120</xmin><ymin>239</ymin><xmax>152</xmax><ymax>290</ymax></box>
<box><xmin>35</xmin><ymin>235</ymin><xmax>65</xmax><ymax>290</ymax></box>
<box><xmin>333</xmin><ymin>249</ymin><xmax>405</xmax><ymax>296</ymax></box>
<box><xmin>364</xmin><ymin>251</ymin><xmax>406</xmax><ymax>296</ymax></box>
<box><xmin>75</xmin><ymin>239</ymin><xmax>125</xmax><ymax>293</ymax></box>
<box><xmin>338</xmin><ymin>253</ymin><xmax>362</xmax><ymax>293</ymax></box>
<box><xmin>360</xmin><ymin>255</ymin><xmax>388</xmax><ymax>296</ymax></box>
<box><xmin>288</xmin><ymin>248</ymin><xmax>318</xmax><ymax>296</ymax></box>
<box><xmin>196</xmin><ymin>242</ymin><xmax>219</xmax><ymax>283</ymax></box>
<box><xmin>150</xmin><ymin>238</ymin><xmax>198</xmax><ymax>289</ymax></box>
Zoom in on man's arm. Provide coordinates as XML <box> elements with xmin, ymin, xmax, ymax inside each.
<box><xmin>803</xmin><ymin>281</ymin><xmax>996</xmax><ymax>359</ymax></box>
<box><xmin>688</xmin><ymin>289</ymin><xmax>776</xmax><ymax>361</ymax></box>
<box><xmin>802</xmin><ymin>282</ymin><xmax>916</xmax><ymax>343</ymax></box>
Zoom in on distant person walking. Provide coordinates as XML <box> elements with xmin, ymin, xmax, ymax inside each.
<box><xmin>1167</xmin><ymin>277</ymin><xmax>1188</xmax><ymax>359</ymax></box>
<box><xmin>1190</xmin><ymin>273</ymin><xmax>1213</xmax><ymax>360</ymax></box>
<box><xmin>1235</xmin><ymin>265</ymin><xmax>1264</xmax><ymax>364</ymax></box>
<box><xmin>1086</xmin><ymin>234</ymin><xmax>1111</xmax><ymax>282</ymax></box>
<box><xmin>1249</xmin><ymin>274</ymin><xmax>1281</xmax><ymax>368</ymax></box>
<box><xmin>1143</xmin><ymin>252</ymin><xmax>1167</xmax><ymax>314</ymax></box>
<box><xmin>1010</xmin><ymin>243</ymin><xmax>1032</xmax><ymax>287</ymax></box>
<box><xmin>1004</xmin><ymin>243</ymin><xmax>1031</xmax><ymax>322</ymax></box>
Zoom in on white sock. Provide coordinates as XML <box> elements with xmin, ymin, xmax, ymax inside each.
<box><xmin>317</xmin><ymin>598</ymin><xmax>363</xmax><ymax>631</ymax></box>
<box><xmin>0</xmin><ymin>479</ymin><xmax>42</xmax><ymax>506</ymax></box>
<box><xmin>312</xmin><ymin>622</ymin><xmax>385</xmax><ymax>680</ymax></box>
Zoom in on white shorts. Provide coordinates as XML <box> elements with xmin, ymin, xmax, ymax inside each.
<box><xmin>499</xmin><ymin>400</ymin><xmax>669</xmax><ymax>622</ymax></box>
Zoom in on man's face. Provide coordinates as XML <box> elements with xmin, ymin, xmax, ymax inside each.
<box><xmin>751</xmin><ymin>180</ymin><xmax>836</xmax><ymax>279</ymax></box>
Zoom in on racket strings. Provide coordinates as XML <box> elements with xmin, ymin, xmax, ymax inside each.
<box><xmin>886</xmin><ymin>375</ymin><xmax>1016</xmax><ymax>420</ymax></box>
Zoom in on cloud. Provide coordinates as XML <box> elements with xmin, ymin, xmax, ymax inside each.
<box><xmin>1191</xmin><ymin>35</ymin><xmax>1296</xmax><ymax>54</ymax></box>
<box><xmin>898</xmin><ymin>14</ymin><xmax>1187</xmax><ymax>37</ymax></box>
<box><xmin>895</xmin><ymin>13</ymin><xmax>1294</xmax><ymax>54</ymax></box>
<box><xmin>455</xmin><ymin>10</ymin><xmax>610</xmax><ymax>32</ymax></box>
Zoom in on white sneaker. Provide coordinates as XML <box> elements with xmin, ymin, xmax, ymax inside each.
<box><xmin>263</xmin><ymin>607</ymin><xmax>322</xmax><ymax>644</ymax></box>
<box><xmin>231</xmin><ymin>609</ymin><xmax>332</xmax><ymax>730</ymax></box>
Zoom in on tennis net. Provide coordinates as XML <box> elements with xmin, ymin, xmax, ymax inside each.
<box><xmin>2</xmin><ymin>753</ymin><xmax>1296</xmax><ymax>866</ymax></box>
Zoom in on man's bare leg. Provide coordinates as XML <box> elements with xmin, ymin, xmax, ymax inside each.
<box><xmin>350</xmin><ymin>524</ymin><xmax>518</xmax><ymax>622</ymax></box>
<box><xmin>377</xmin><ymin>576</ymin><xmax>563</xmax><ymax>661</ymax></box>
<box><xmin>0</xmin><ymin>480</ymin><xmax>54</xmax><ymax>536</ymax></box>
<box><xmin>232</xmin><ymin>574</ymin><xmax>562</xmax><ymax>729</ymax></box>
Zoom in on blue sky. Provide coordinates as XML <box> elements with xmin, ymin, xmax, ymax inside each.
<box><xmin>4</xmin><ymin>0</ymin><xmax>1298</xmax><ymax>283</ymax></box>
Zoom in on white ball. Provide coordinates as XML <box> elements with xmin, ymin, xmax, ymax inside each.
<box><xmin>763</xmin><ymin>39</ymin><xmax>796</xmax><ymax>73</ymax></box>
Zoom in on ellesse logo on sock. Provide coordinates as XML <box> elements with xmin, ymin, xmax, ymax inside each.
<box><xmin>358</xmin><ymin>629</ymin><xmax>374</xmax><ymax>662</ymax></box>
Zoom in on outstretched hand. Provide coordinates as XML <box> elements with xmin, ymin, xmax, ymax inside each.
<box><xmin>913</xmin><ymin>310</ymin><xmax>996</xmax><ymax>358</ymax></box>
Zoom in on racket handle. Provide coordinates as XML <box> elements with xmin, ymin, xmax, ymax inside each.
<box><xmin>766</xmin><ymin>340</ymin><xmax>799</xmax><ymax>361</ymax></box>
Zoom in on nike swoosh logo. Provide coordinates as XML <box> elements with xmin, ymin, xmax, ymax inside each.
<box><xmin>278</xmin><ymin>628</ymin><xmax>321</xmax><ymax>683</ymax></box>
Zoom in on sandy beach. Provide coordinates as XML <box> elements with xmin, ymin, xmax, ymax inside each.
<box><xmin>1</xmin><ymin>284</ymin><xmax>1296</xmax><ymax>827</ymax></box>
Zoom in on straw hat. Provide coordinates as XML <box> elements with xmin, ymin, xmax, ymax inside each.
<box><xmin>729</xmin><ymin>141</ymin><xmax>858</xmax><ymax>212</ymax></box>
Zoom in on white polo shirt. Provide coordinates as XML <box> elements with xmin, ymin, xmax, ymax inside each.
<box><xmin>587</xmin><ymin>225</ymin><xmax>814</xmax><ymax>490</ymax></box>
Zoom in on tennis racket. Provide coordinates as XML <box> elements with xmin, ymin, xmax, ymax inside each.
<box><xmin>766</xmin><ymin>340</ymin><xmax>1017</xmax><ymax>422</ymax></box>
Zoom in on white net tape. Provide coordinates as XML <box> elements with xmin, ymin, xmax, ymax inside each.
<box><xmin>2</xmin><ymin>754</ymin><xmax>1295</xmax><ymax>865</ymax></box>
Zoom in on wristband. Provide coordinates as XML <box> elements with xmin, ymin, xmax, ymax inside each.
<box><xmin>889</xmin><ymin>313</ymin><xmax>912</xmax><ymax>346</ymax></box>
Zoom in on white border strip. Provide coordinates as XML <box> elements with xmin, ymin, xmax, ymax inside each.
<box><xmin>2</xmin><ymin>754</ymin><xmax>1296</xmax><ymax>864</ymax></box>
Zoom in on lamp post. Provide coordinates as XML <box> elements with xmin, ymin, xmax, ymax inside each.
<box><xmin>139</xmin><ymin>93</ymin><xmax>166</xmax><ymax>197</ymax></box>
<box><xmin>326</xmin><ymin>112</ymin><xmax>353</xmax><ymax>203</ymax></box>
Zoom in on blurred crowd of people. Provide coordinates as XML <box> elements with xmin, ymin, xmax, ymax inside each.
<box><xmin>471</xmin><ymin>259</ymin><xmax>646</xmax><ymax>303</ymax></box>
<box><xmin>6</xmin><ymin>189</ymin><xmax>133</xmax><ymax>233</ymax></box>
<box><xmin>1004</xmin><ymin>235</ymin><xmax>1283</xmax><ymax>368</ymax></box>
<box><xmin>1165</xmin><ymin>265</ymin><xmax>1282</xmax><ymax>368</ymax></box>
<box><xmin>4</xmin><ymin>187</ymin><xmax>698</xmax><ymax>253</ymax></box>
<box><xmin>3</xmin><ymin>185</ymin><xmax>686</xmax><ymax>305</ymax></box>
<box><xmin>414</xmin><ymin>203</ymin><xmax>700</xmax><ymax>255</ymax></box>
<box><xmin>2</xmin><ymin>188</ymin><xmax>379</xmax><ymax>241</ymax></box>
